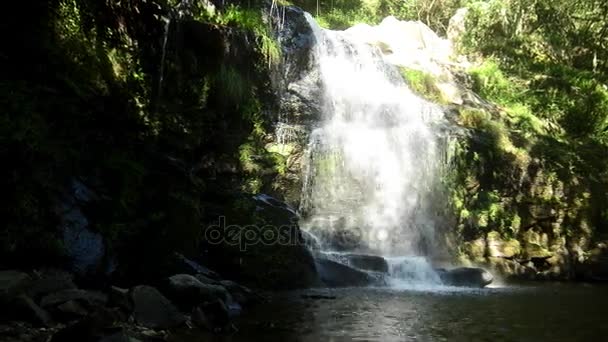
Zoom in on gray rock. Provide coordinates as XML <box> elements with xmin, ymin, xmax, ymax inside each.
<box><xmin>108</xmin><ymin>286</ymin><xmax>132</xmax><ymax>312</ymax></box>
<box><xmin>40</xmin><ymin>289</ymin><xmax>108</xmax><ymax>309</ymax></box>
<box><xmin>0</xmin><ymin>270</ymin><xmax>31</xmax><ymax>300</ymax></box>
<box><xmin>218</xmin><ymin>280</ymin><xmax>259</xmax><ymax>306</ymax></box>
<box><xmin>56</xmin><ymin>179</ymin><xmax>111</xmax><ymax>277</ymax></box>
<box><xmin>26</xmin><ymin>270</ymin><xmax>76</xmax><ymax>301</ymax></box>
<box><xmin>315</xmin><ymin>258</ymin><xmax>375</xmax><ymax>288</ymax></box>
<box><xmin>131</xmin><ymin>285</ymin><xmax>185</xmax><ymax>330</ymax></box>
<box><xmin>194</xmin><ymin>273</ymin><xmax>219</xmax><ymax>285</ymax></box>
<box><xmin>55</xmin><ymin>300</ymin><xmax>89</xmax><ymax>319</ymax></box>
<box><xmin>274</xmin><ymin>6</ymin><xmax>323</xmax><ymax>126</ymax></box>
<box><xmin>192</xmin><ymin>299</ymin><xmax>230</xmax><ymax>332</ymax></box>
<box><xmin>13</xmin><ymin>294</ymin><xmax>53</xmax><ymax>327</ymax></box>
<box><xmin>437</xmin><ymin>267</ymin><xmax>493</xmax><ymax>288</ymax></box>
<box><xmin>171</xmin><ymin>253</ymin><xmax>222</xmax><ymax>280</ymax></box>
<box><xmin>166</xmin><ymin>274</ymin><xmax>229</xmax><ymax>310</ymax></box>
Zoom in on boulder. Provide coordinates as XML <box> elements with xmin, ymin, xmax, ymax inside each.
<box><xmin>218</xmin><ymin>280</ymin><xmax>261</xmax><ymax>306</ymax></box>
<box><xmin>311</xmin><ymin>226</ymin><xmax>364</xmax><ymax>251</ymax></box>
<box><xmin>26</xmin><ymin>269</ymin><xmax>76</xmax><ymax>301</ymax></box>
<box><xmin>192</xmin><ymin>299</ymin><xmax>231</xmax><ymax>333</ymax></box>
<box><xmin>165</xmin><ymin>274</ymin><xmax>229</xmax><ymax>310</ymax></box>
<box><xmin>40</xmin><ymin>289</ymin><xmax>108</xmax><ymax>309</ymax></box>
<box><xmin>194</xmin><ymin>273</ymin><xmax>219</xmax><ymax>285</ymax></box>
<box><xmin>0</xmin><ymin>270</ymin><xmax>31</xmax><ymax>299</ymax></box>
<box><xmin>131</xmin><ymin>285</ymin><xmax>185</xmax><ymax>330</ymax></box>
<box><xmin>315</xmin><ymin>258</ymin><xmax>375</xmax><ymax>288</ymax></box>
<box><xmin>346</xmin><ymin>16</ymin><xmax>453</xmax><ymax>72</ymax></box>
<box><xmin>168</xmin><ymin>253</ymin><xmax>222</xmax><ymax>280</ymax></box>
<box><xmin>55</xmin><ymin>300</ymin><xmax>89</xmax><ymax>319</ymax></box>
<box><xmin>12</xmin><ymin>294</ymin><xmax>53</xmax><ymax>327</ymax></box>
<box><xmin>437</xmin><ymin>267</ymin><xmax>493</xmax><ymax>288</ymax></box>
<box><xmin>49</xmin><ymin>308</ymin><xmax>120</xmax><ymax>342</ymax></box>
<box><xmin>447</xmin><ymin>8</ymin><xmax>468</xmax><ymax>45</ymax></box>
<box><xmin>108</xmin><ymin>286</ymin><xmax>132</xmax><ymax>312</ymax></box>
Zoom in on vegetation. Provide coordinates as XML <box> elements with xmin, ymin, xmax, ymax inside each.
<box><xmin>399</xmin><ymin>67</ymin><xmax>449</xmax><ymax>104</ymax></box>
<box><xmin>289</xmin><ymin>0</ymin><xmax>462</xmax><ymax>31</ymax></box>
<box><xmin>2</xmin><ymin>0</ymin><xmax>608</xmax><ymax>280</ymax></box>
<box><xmin>442</xmin><ymin>0</ymin><xmax>608</xmax><ymax>270</ymax></box>
<box><xmin>0</xmin><ymin>0</ymin><xmax>285</xmax><ymax>280</ymax></box>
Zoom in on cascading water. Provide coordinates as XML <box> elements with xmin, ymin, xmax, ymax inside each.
<box><xmin>296</xmin><ymin>14</ymin><xmax>447</xmax><ymax>285</ymax></box>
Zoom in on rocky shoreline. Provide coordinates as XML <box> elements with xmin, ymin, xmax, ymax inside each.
<box><xmin>0</xmin><ymin>261</ymin><xmax>263</xmax><ymax>342</ymax></box>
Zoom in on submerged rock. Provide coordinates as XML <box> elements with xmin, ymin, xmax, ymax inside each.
<box><xmin>437</xmin><ymin>267</ymin><xmax>493</xmax><ymax>288</ymax></box>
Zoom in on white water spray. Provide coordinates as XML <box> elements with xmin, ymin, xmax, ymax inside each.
<box><xmin>298</xmin><ymin>14</ymin><xmax>445</xmax><ymax>259</ymax></box>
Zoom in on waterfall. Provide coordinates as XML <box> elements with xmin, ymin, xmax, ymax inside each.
<box><xmin>298</xmin><ymin>13</ymin><xmax>446</xmax><ymax>259</ymax></box>
<box><xmin>157</xmin><ymin>16</ymin><xmax>171</xmax><ymax>102</ymax></box>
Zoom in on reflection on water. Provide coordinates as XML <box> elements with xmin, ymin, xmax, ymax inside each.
<box><xmin>172</xmin><ymin>283</ymin><xmax>608</xmax><ymax>342</ymax></box>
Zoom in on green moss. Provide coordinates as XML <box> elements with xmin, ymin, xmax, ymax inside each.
<box><xmin>399</xmin><ymin>67</ymin><xmax>448</xmax><ymax>104</ymax></box>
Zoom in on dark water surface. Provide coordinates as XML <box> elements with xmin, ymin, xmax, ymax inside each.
<box><xmin>173</xmin><ymin>283</ymin><xmax>608</xmax><ymax>341</ymax></box>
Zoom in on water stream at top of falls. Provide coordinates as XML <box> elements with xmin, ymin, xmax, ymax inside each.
<box><xmin>297</xmin><ymin>14</ymin><xmax>446</xmax><ymax>266</ymax></box>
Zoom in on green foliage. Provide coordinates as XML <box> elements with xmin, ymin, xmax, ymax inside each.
<box><xmin>460</xmin><ymin>0</ymin><xmax>608</xmax><ymax>140</ymax></box>
<box><xmin>292</xmin><ymin>0</ymin><xmax>462</xmax><ymax>33</ymax></box>
<box><xmin>1</xmin><ymin>0</ymin><xmax>285</xmax><ymax>273</ymax></box>
<box><xmin>198</xmin><ymin>4</ymin><xmax>281</xmax><ymax>66</ymax></box>
<box><xmin>215</xmin><ymin>64</ymin><xmax>249</xmax><ymax>108</ymax></box>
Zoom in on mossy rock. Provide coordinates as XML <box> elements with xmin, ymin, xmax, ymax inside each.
<box><xmin>462</xmin><ymin>238</ymin><xmax>486</xmax><ymax>263</ymax></box>
<box><xmin>487</xmin><ymin>231</ymin><xmax>521</xmax><ymax>258</ymax></box>
<box><xmin>523</xmin><ymin>243</ymin><xmax>553</xmax><ymax>259</ymax></box>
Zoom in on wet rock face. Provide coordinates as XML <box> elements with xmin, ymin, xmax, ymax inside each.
<box><xmin>320</xmin><ymin>252</ymin><xmax>389</xmax><ymax>273</ymax></box>
<box><xmin>344</xmin><ymin>254</ymin><xmax>389</xmax><ymax>273</ymax></box>
<box><xmin>274</xmin><ymin>6</ymin><xmax>323</xmax><ymax>127</ymax></box>
<box><xmin>315</xmin><ymin>257</ymin><xmax>377</xmax><ymax>288</ymax></box>
<box><xmin>201</xmin><ymin>193</ymin><xmax>319</xmax><ymax>290</ymax></box>
<box><xmin>56</xmin><ymin>179</ymin><xmax>111</xmax><ymax>278</ymax></box>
